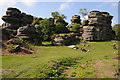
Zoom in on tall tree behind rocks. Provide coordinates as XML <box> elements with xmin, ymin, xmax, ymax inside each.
<box><xmin>51</xmin><ymin>11</ymin><xmax>69</xmax><ymax>33</ymax></box>
<box><xmin>51</xmin><ymin>11</ymin><xmax>67</xmax><ymax>21</ymax></box>
<box><xmin>78</xmin><ymin>8</ymin><xmax>89</xmax><ymax>20</ymax></box>
<box><xmin>39</xmin><ymin>19</ymin><xmax>55</xmax><ymax>41</ymax></box>
<box><xmin>78</xmin><ymin>8</ymin><xmax>89</xmax><ymax>26</ymax></box>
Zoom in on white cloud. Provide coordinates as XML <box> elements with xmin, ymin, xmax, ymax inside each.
<box><xmin>58</xmin><ymin>0</ymin><xmax>74</xmax><ymax>11</ymax></box>
<box><xmin>0</xmin><ymin>0</ymin><xmax>17</xmax><ymax>7</ymax></box>
<box><xmin>59</xmin><ymin>3</ymin><xmax>69</xmax><ymax>11</ymax></box>
<box><xmin>20</xmin><ymin>0</ymin><xmax>37</xmax><ymax>7</ymax></box>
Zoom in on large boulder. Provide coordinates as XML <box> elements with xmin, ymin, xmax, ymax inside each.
<box><xmin>2</xmin><ymin>7</ymin><xmax>21</xmax><ymax>29</ymax></box>
<box><xmin>17</xmin><ymin>24</ymin><xmax>40</xmax><ymax>43</ymax></box>
<box><xmin>52</xmin><ymin>33</ymin><xmax>79</xmax><ymax>46</ymax></box>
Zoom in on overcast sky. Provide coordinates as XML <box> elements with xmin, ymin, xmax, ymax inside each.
<box><xmin>0</xmin><ymin>0</ymin><xmax>119</xmax><ymax>26</ymax></box>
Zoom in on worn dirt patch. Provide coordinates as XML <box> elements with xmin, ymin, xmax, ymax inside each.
<box><xmin>93</xmin><ymin>60</ymin><xmax>118</xmax><ymax>78</ymax></box>
<box><xmin>1</xmin><ymin>69</ymin><xmax>15</xmax><ymax>74</ymax></box>
<box><xmin>2</xmin><ymin>49</ymin><xmax>31</xmax><ymax>56</ymax></box>
<box><xmin>113</xmin><ymin>56</ymin><xmax>120</xmax><ymax>60</ymax></box>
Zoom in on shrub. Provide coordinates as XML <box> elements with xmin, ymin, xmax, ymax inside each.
<box><xmin>55</xmin><ymin>22</ymin><xmax>69</xmax><ymax>33</ymax></box>
<box><xmin>72</xmin><ymin>72</ymin><xmax>77</xmax><ymax>74</ymax></box>
<box><xmin>66</xmin><ymin>23</ymin><xmax>80</xmax><ymax>33</ymax></box>
<box><xmin>58</xmin><ymin>57</ymin><xmax>77</xmax><ymax>66</ymax></box>
<box><xmin>70</xmin><ymin>74</ymin><xmax>76</xmax><ymax>77</ymax></box>
<box><xmin>12</xmin><ymin>38</ymin><xmax>24</xmax><ymax>45</ymax></box>
<box><xmin>6</xmin><ymin>44</ymin><xmax>15</xmax><ymax>52</ymax></box>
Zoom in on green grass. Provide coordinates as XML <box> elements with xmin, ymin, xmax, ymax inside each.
<box><xmin>2</xmin><ymin>40</ymin><xmax>119</xmax><ymax>78</ymax></box>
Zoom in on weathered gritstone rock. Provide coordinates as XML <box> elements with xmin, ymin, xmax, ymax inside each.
<box><xmin>67</xmin><ymin>15</ymin><xmax>82</xmax><ymax>35</ymax></box>
<box><xmin>1</xmin><ymin>7</ymin><xmax>34</xmax><ymax>41</ymax></box>
<box><xmin>82</xmin><ymin>10</ymin><xmax>114</xmax><ymax>41</ymax></box>
<box><xmin>82</xmin><ymin>20</ymin><xmax>89</xmax><ymax>26</ymax></box>
<box><xmin>20</xmin><ymin>13</ymin><xmax>33</xmax><ymax>26</ymax></box>
<box><xmin>52</xmin><ymin>34</ymin><xmax>79</xmax><ymax>46</ymax></box>
<box><xmin>2</xmin><ymin>7</ymin><xmax>21</xmax><ymax>29</ymax></box>
<box><xmin>17</xmin><ymin>25</ymin><xmax>39</xmax><ymax>42</ymax></box>
<box><xmin>71</xmin><ymin>15</ymin><xmax>81</xmax><ymax>24</ymax></box>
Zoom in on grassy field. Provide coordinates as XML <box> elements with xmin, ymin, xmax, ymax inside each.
<box><xmin>2</xmin><ymin>40</ymin><xmax>119</xmax><ymax>78</ymax></box>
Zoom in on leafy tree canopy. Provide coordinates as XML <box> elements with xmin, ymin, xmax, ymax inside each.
<box><xmin>39</xmin><ymin>19</ymin><xmax>55</xmax><ymax>41</ymax></box>
<box><xmin>51</xmin><ymin>11</ymin><xmax>67</xmax><ymax>20</ymax></box>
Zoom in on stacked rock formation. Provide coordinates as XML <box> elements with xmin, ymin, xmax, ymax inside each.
<box><xmin>17</xmin><ymin>24</ymin><xmax>40</xmax><ymax>43</ymax></box>
<box><xmin>67</xmin><ymin>15</ymin><xmax>82</xmax><ymax>35</ymax></box>
<box><xmin>1</xmin><ymin>7</ymin><xmax>40</xmax><ymax>43</ymax></box>
<box><xmin>71</xmin><ymin>15</ymin><xmax>81</xmax><ymax>24</ymax></box>
<box><xmin>82</xmin><ymin>10</ymin><xmax>114</xmax><ymax>41</ymax></box>
<box><xmin>2</xmin><ymin>8</ymin><xmax>21</xmax><ymax>40</ymax></box>
<box><xmin>20</xmin><ymin>13</ymin><xmax>33</xmax><ymax>27</ymax></box>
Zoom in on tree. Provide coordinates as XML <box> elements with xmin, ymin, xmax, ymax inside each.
<box><xmin>66</xmin><ymin>24</ymin><xmax>80</xmax><ymax>33</ymax></box>
<box><xmin>78</xmin><ymin>8</ymin><xmax>88</xmax><ymax>20</ymax></box>
<box><xmin>31</xmin><ymin>17</ymin><xmax>43</xmax><ymax>26</ymax></box>
<box><xmin>112</xmin><ymin>24</ymin><xmax>120</xmax><ymax>40</ymax></box>
<box><xmin>51</xmin><ymin>11</ymin><xmax>60</xmax><ymax>19</ymax></box>
<box><xmin>39</xmin><ymin>19</ymin><xmax>55</xmax><ymax>41</ymax></box>
<box><xmin>51</xmin><ymin>11</ymin><xmax>67</xmax><ymax>20</ymax></box>
<box><xmin>55</xmin><ymin>22</ymin><xmax>69</xmax><ymax>33</ymax></box>
<box><xmin>72</xmin><ymin>24</ymin><xmax>80</xmax><ymax>33</ymax></box>
<box><xmin>51</xmin><ymin>11</ymin><xmax>68</xmax><ymax>33</ymax></box>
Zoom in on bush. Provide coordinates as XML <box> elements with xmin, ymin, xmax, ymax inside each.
<box><xmin>58</xmin><ymin>57</ymin><xmax>77</xmax><ymax>66</ymax></box>
<box><xmin>72</xmin><ymin>24</ymin><xmax>80</xmax><ymax>33</ymax></box>
<box><xmin>9</xmin><ymin>38</ymin><xmax>33</xmax><ymax>50</ymax></box>
<box><xmin>72</xmin><ymin>72</ymin><xmax>77</xmax><ymax>74</ymax></box>
<box><xmin>66</xmin><ymin>23</ymin><xmax>80</xmax><ymax>33</ymax></box>
<box><xmin>6</xmin><ymin>44</ymin><xmax>15</xmax><ymax>52</ymax></box>
<box><xmin>12</xmin><ymin>38</ymin><xmax>24</xmax><ymax>45</ymax></box>
<box><xmin>55</xmin><ymin>22</ymin><xmax>69</xmax><ymax>33</ymax></box>
<box><xmin>70</xmin><ymin>74</ymin><xmax>76</xmax><ymax>77</ymax></box>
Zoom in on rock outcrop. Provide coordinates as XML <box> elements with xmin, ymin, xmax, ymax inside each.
<box><xmin>2</xmin><ymin>8</ymin><xmax>21</xmax><ymax>40</ymax></box>
<box><xmin>20</xmin><ymin>13</ymin><xmax>33</xmax><ymax>26</ymax></box>
<box><xmin>1</xmin><ymin>7</ymin><xmax>115</xmax><ymax>43</ymax></box>
<box><xmin>82</xmin><ymin>10</ymin><xmax>114</xmax><ymax>41</ymax></box>
<box><xmin>17</xmin><ymin>24</ymin><xmax>40</xmax><ymax>43</ymax></box>
<box><xmin>67</xmin><ymin>15</ymin><xmax>82</xmax><ymax>34</ymax></box>
<box><xmin>71</xmin><ymin>15</ymin><xmax>81</xmax><ymax>24</ymax></box>
<box><xmin>52</xmin><ymin>33</ymin><xmax>79</xmax><ymax>46</ymax></box>
<box><xmin>1</xmin><ymin>7</ymin><xmax>41</xmax><ymax>43</ymax></box>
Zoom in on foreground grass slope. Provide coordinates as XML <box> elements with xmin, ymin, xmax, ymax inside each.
<box><xmin>2</xmin><ymin>40</ymin><xmax>119</xmax><ymax>78</ymax></box>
